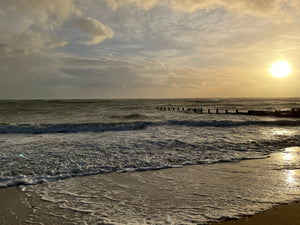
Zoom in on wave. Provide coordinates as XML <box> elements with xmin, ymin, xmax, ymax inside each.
<box><xmin>0</xmin><ymin>119</ymin><xmax>299</xmax><ymax>134</ymax></box>
<box><xmin>166</xmin><ymin>119</ymin><xmax>300</xmax><ymax>127</ymax></box>
<box><xmin>0</xmin><ymin>122</ymin><xmax>151</xmax><ymax>134</ymax></box>
<box><xmin>1</xmin><ymin>154</ymin><xmax>270</xmax><ymax>189</ymax></box>
<box><xmin>110</xmin><ymin>113</ymin><xmax>148</xmax><ymax>120</ymax></box>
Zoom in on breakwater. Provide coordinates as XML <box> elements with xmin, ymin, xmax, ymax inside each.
<box><xmin>156</xmin><ymin>107</ymin><xmax>300</xmax><ymax>118</ymax></box>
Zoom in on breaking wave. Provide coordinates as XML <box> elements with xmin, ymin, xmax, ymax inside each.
<box><xmin>0</xmin><ymin>119</ymin><xmax>299</xmax><ymax>134</ymax></box>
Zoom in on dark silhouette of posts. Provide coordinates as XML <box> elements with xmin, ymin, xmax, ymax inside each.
<box><xmin>216</xmin><ymin>109</ymin><xmax>219</xmax><ymax>114</ymax></box>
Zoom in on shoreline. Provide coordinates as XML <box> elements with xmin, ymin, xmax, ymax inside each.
<box><xmin>1</xmin><ymin>187</ymin><xmax>300</xmax><ymax>225</ymax></box>
<box><xmin>210</xmin><ymin>201</ymin><xmax>300</xmax><ymax>225</ymax></box>
<box><xmin>0</xmin><ymin>147</ymin><xmax>299</xmax><ymax>224</ymax></box>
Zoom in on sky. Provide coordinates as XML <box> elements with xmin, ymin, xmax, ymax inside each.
<box><xmin>0</xmin><ymin>0</ymin><xmax>300</xmax><ymax>99</ymax></box>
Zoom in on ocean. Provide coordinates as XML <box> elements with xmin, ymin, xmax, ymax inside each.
<box><xmin>0</xmin><ymin>98</ymin><xmax>300</xmax><ymax>224</ymax></box>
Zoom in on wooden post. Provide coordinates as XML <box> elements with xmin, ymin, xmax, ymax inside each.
<box><xmin>208</xmin><ymin>109</ymin><xmax>210</xmax><ymax>114</ymax></box>
<box><xmin>236</xmin><ymin>109</ymin><xmax>239</xmax><ymax>114</ymax></box>
<box><xmin>200</xmin><ymin>108</ymin><xmax>203</xmax><ymax>114</ymax></box>
<box><xmin>226</xmin><ymin>109</ymin><xmax>228</xmax><ymax>114</ymax></box>
<box><xmin>216</xmin><ymin>109</ymin><xmax>219</xmax><ymax>114</ymax></box>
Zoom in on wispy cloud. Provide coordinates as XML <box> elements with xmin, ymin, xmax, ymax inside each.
<box><xmin>104</xmin><ymin>0</ymin><xmax>300</xmax><ymax>18</ymax></box>
<box><xmin>0</xmin><ymin>0</ymin><xmax>299</xmax><ymax>98</ymax></box>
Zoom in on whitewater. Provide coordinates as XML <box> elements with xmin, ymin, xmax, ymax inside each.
<box><xmin>0</xmin><ymin>98</ymin><xmax>299</xmax><ymax>224</ymax></box>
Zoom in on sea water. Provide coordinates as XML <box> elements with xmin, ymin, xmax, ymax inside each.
<box><xmin>0</xmin><ymin>98</ymin><xmax>299</xmax><ymax>224</ymax></box>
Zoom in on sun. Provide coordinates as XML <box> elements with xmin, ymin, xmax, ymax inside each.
<box><xmin>270</xmin><ymin>61</ymin><xmax>292</xmax><ymax>78</ymax></box>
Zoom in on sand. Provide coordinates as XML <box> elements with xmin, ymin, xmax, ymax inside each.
<box><xmin>0</xmin><ymin>187</ymin><xmax>76</xmax><ymax>225</ymax></box>
<box><xmin>0</xmin><ymin>147</ymin><xmax>299</xmax><ymax>224</ymax></box>
<box><xmin>0</xmin><ymin>187</ymin><xmax>29</xmax><ymax>225</ymax></box>
<box><xmin>210</xmin><ymin>201</ymin><xmax>300</xmax><ymax>225</ymax></box>
<box><xmin>1</xmin><ymin>181</ymin><xmax>300</xmax><ymax>225</ymax></box>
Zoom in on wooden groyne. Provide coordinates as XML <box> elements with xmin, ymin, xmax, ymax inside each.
<box><xmin>156</xmin><ymin>107</ymin><xmax>300</xmax><ymax>118</ymax></box>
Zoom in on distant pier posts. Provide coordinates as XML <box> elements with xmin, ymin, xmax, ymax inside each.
<box><xmin>158</xmin><ymin>106</ymin><xmax>240</xmax><ymax>115</ymax></box>
<box><xmin>156</xmin><ymin>106</ymin><xmax>299</xmax><ymax>118</ymax></box>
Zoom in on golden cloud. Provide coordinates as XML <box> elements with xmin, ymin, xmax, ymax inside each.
<box><xmin>104</xmin><ymin>0</ymin><xmax>297</xmax><ymax>17</ymax></box>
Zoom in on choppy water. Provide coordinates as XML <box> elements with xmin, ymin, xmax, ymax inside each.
<box><xmin>0</xmin><ymin>98</ymin><xmax>300</xmax><ymax>224</ymax></box>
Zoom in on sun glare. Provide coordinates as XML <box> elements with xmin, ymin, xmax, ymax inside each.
<box><xmin>270</xmin><ymin>61</ymin><xmax>292</xmax><ymax>78</ymax></box>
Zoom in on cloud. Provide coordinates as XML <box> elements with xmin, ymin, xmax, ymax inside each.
<box><xmin>0</xmin><ymin>0</ymin><xmax>81</xmax><ymax>30</ymax></box>
<box><xmin>74</xmin><ymin>17</ymin><xmax>114</xmax><ymax>45</ymax></box>
<box><xmin>0</xmin><ymin>0</ymin><xmax>115</xmax><ymax>55</ymax></box>
<box><xmin>0</xmin><ymin>32</ymin><xmax>69</xmax><ymax>56</ymax></box>
<box><xmin>0</xmin><ymin>0</ymin><xmax>79</xmax><ymax>54</ymax></box>
<box><xmin>104</xmin><ymin>0</ymin><xmax>159</xmax><ymax>11</ymax></box>
<box><xmin>104</xmin><ymin>0</ymin><xmax>298</xmax><ymax>18</ymax></box>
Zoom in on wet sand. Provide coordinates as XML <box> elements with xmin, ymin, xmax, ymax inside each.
<box><xmin>1</xmin><ymin>181</ymin><xmax>300</xmax><ymax>225</ymax></box>
<box><xmin>1</xmin><ymin>187</ymin><xmax>300</xmax><ymax>225</ymax></box>
<box><xmin>0</xmin><ymin>187</ymin><xmax>76</xmax><ymax>225</ymax></box>
<box><xmin>210</xmin><ymin>201</ymin><xmax>300</xmax><ymax>225</ymax></box>
<box><xmin>0</xmin><ymin>187</ymin><xmax>29</xmax><ymax>225</ymax></box>
<box><xmin>0</xmin><ymin>147</ymin><xmax>299</xmax><ymax>224</ymax></box>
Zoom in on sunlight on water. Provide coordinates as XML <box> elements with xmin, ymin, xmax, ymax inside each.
<box><xmin>272</xmin><ymin>128</ymin><xmax>294</xmax><ymax>136</ymax></box>
<box><xmin>282</xmin><ymin>147</ymin><xmax>299</xmax><ymax>187</ymax></box>
<box><xmin>283</xmin><ymin>151</ymin><xmax>294</xmax><ymax>161</ymax></box>
<box><xmin>285</xmin><ymin>170</ymin><xmax>295</xmax><ymax>186</ymax></box>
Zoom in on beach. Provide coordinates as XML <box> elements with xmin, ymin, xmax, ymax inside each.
<box><xmin>1</xmin><ymin>147</ymin><xmax>299</xmax><ymax>224</ymax></box>
<box><xmin>1</xmin><ymin>188</ymin><xmax>300</xmax><ymax>225</ymax></box>
<box><xmin>211</xmin><ymin>201</ymin><xmax>300</xmax><ymax>225</ymax></box>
